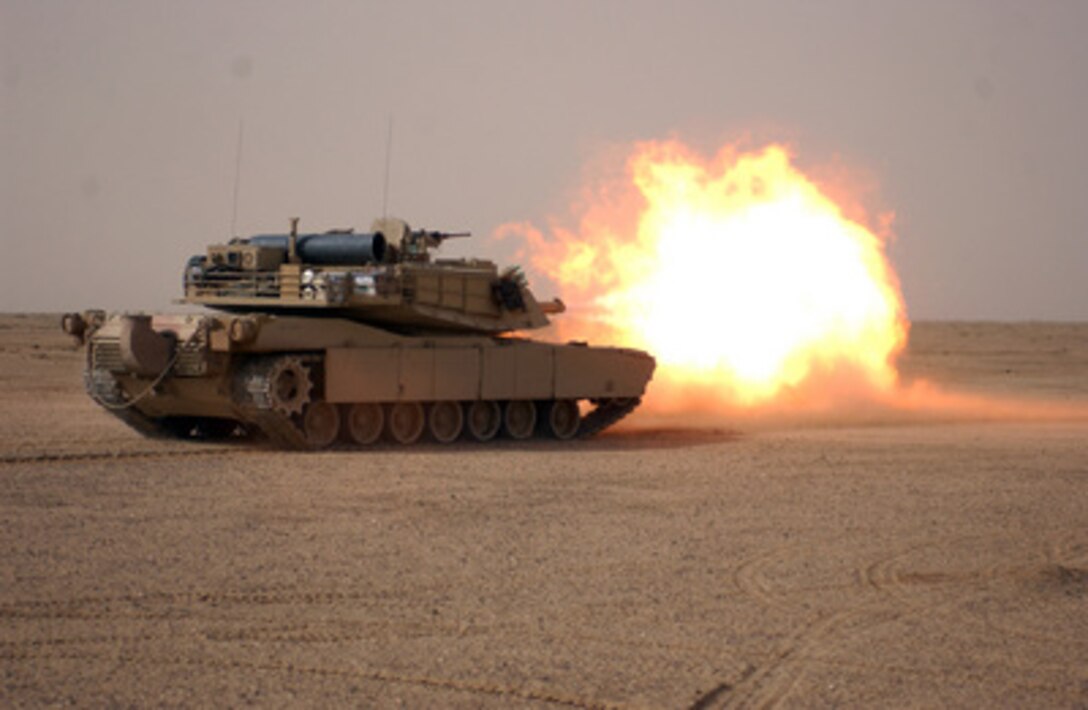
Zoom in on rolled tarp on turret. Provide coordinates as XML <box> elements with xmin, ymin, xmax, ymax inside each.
<box><xmin>248</xmin><ymin>233</ymin><xmax>387</xmax><ymax>265</ymax></box>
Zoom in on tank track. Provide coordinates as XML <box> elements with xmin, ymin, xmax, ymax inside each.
<box><xmin>241</xmin><ymin>408</ymin><xmax>311</xmax><ymax>450</ymax></box>
<box><xmin>84</xmin><ymin>368</ymin><xmax>174</xmax><ymax>439</ymax></box>
<box><xmin>93</xmin><ymin>356</ymin><xmax>642</xmax><ymax>449</ymax></box>
<box><xmin>578</xmin><ymin>397</ymin><xmax>641</xmax><ymax>438</ymax></box>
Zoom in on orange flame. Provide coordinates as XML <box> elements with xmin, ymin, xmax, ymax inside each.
<box><xmin>499</xmin><ymin>140</ymin><xmax>909</xmax><ymax>412</ymax></box>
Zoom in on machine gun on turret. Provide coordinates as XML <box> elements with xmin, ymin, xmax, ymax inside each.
<box><xmin>400</xmin><ymin>228</ymin><xmax>471</xmax><ymax>262</ymax></box>
<box><xmin>367</xmin><ymin>217</ymin><xmax>469</xmax><ymax>262</ymax></box>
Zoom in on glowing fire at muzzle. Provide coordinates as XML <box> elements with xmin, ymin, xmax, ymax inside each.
<box><xmin>500</xmin><ymin>141</ymin><xmax>909</xmax><ymax>411</ymax></box>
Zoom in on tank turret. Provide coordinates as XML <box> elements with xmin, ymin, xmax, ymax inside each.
<box><xmin>182</xmin><ymin>218</ymin><xmax>563</xmax><ymax>334</ymax></box>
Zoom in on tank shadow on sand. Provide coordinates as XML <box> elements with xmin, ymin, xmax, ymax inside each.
<box><xmin>261</xmin><ymin>426</ymin><xmax>744</xmax><ymax>454</ymax></box>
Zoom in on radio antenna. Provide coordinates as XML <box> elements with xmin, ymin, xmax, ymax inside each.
<box><xmin>230</xmin><ymin>118</ymin><xmax>245</xmax><ymax>238</ymax></box>
<box><xmin>381</xmin><ymin>115</ymin><xmax>393</xmax><ymax>220</ymax></box>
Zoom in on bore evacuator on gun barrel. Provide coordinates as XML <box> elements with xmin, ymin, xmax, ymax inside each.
<box><xmin>63</xmin><ymin>217</ymin><xmax>655</xmax><ymax>449</ymax></box>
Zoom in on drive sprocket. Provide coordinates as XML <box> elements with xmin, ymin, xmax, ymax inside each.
<box><xmin>259</xmin><ymin>356</ymin><xmax>314</xmax><ymax>416</ymax></box>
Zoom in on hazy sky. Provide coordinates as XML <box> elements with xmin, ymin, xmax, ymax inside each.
<box><xmin>2</xmin><ymin>0</ymin><xmax>1086</xmax><ymax>319</ymax></box>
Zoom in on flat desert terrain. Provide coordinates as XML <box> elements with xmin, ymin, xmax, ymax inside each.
<box><xmin>1</xmin><ymin>315</ymin><xmax>1086</xmax><ymax>708</ymax></box>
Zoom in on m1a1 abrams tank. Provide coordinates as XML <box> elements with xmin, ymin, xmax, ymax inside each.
<box><xmin>63</xmin><ymin>218</ymin><xmax>655</xmax><ymax>449</ymax></box>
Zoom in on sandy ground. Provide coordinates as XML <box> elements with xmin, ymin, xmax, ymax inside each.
<box><xmin>1</xmin><ymin>314</ymin><xmax>1086</xmax><ymax>708</ymax></box>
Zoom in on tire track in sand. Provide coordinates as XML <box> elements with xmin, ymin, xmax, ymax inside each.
<box><xmin>969</xmin><ymin>528</ymin><xmax>1088</xmax><ymax>648</ymax></box>
<box><xmin>0</xmin><ymin>615</ymin><xmax>623</xmax><ymax>709</ymax></box>
<box><xmin>0</xmin><ymin>445</ymin><xmax>253</xmax><ymax>466</ymax></box>
<box><xmin>722</xmin><ymin>540</ymin><xmax>991</xmax><ymax>709</ymax></box>
<box><xmin>0</xmin><ymin>585</ymin><xmax>436</xmax><ymax>621</ymax></box>
<box><xmin>1</xmin><ymin>645</ymin><xmax>621</xmax><ymax>710</ymax></box>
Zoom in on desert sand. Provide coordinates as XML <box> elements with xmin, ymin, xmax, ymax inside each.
<box><xmin>1</xmin><ymin>314</ymin><xmax>1086</xmax><ymax>708</ymax></box>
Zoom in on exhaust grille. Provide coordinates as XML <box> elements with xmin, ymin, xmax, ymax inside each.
<box><xmin>90</xmin><ymin>338</ymin><xmax>124</xmax><ymax>372</ymax></box>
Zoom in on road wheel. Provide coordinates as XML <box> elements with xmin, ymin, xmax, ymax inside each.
<box><xmin>503</xmin><ymin>400</ymin><xmax>536</xmax><ymax>440</ymax></box>
<box><xmin>466</xmin><ymin>400</ymin><xmax>501</xmax><ymax>442</ymax></box>
<box><xmin>428</xmin><ymin>402</ymin><xmax>464</xmax><ymax>444</ymax></box>
<box><xmin>387</xmin><ymin>401</ymin><xmax>425</xmax><ymax>444</ymax></box>
<box><xmin>345</xmin><ymin>403</ymin><xmax>384</xmax><ymax>445</ymax></box>
<box><xmin>546</xmin><ymin>399</ymin><xmax>581</xmax><ymax>440</ymax></box>
<box><xmin>302</xmin><ymin>401</ymin><xmax>340</xmax><ymax>449</ymax></box>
